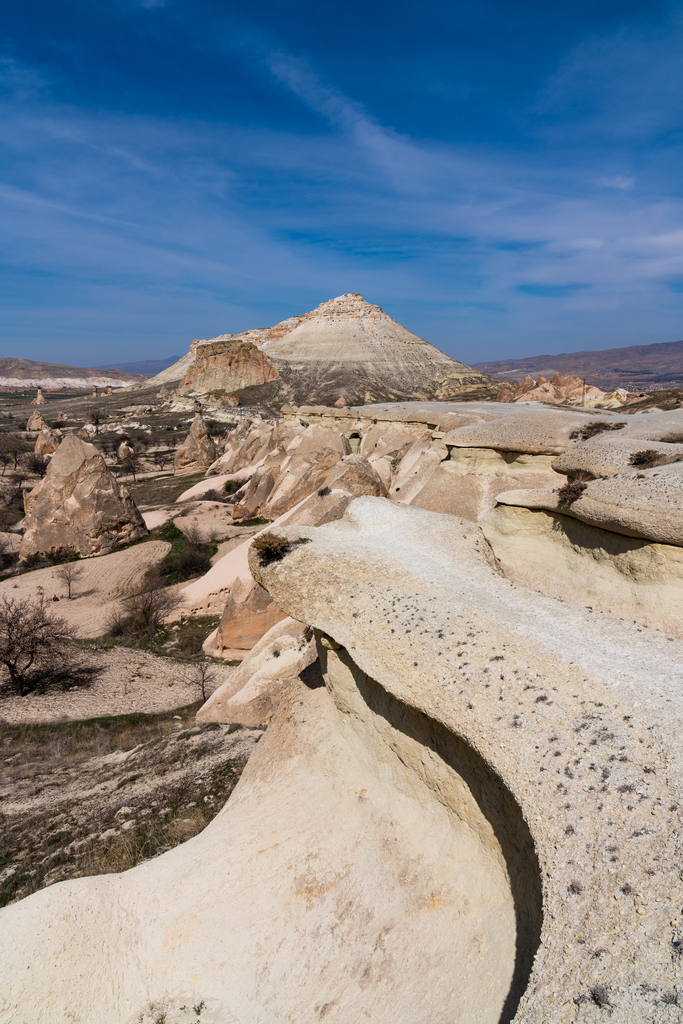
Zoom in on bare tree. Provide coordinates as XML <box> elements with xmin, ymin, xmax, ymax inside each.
<box><xmin>24</xmin><ymin>453</ymin><xmax>49</xmax><ymax>477</ymax></box>
<box><xmin>121</xmin><ymin>451</ymin><xmax>143</xmax><ymax>481</ymax></box>
<box><xmin>54</xmin><ymin>561</ymin><xmax>86</xmax><ymax>599</ymax></box>
<box><xmin>151</xmin><ymin>451</ymin><xmax>171</xmax><ymax>471</ymax></box>
<box><xmin>0</xmin><ymin>596</ymin><xmax>77</xmax><ymax>696</ymax></box>
<box><xmin>0</xmin><ymin>453</ymin><xmax>12</xmax><ymax>476</ymax></box>
<box><xmin>193</xmin><ymin>662</ymin><xmax>215</xmax><ymax>703</ymax></box>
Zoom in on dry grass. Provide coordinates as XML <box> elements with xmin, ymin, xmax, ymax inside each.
<box><xmin>0</xmin><ymin>704</ymin><xmax>261</xmax><ymax>907</ymax></box>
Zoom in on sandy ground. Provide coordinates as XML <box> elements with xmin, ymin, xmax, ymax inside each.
<box><xmin>0</xmin><ymin>644</ymin><xmax>237</xmax><ymax>724</ymax></box>
<box><xmin>0</xmin><ymin>541</ymin><xmax>172</xmax><ymax>638</ymax></box>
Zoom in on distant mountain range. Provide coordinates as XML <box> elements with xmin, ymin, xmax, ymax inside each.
<box><xmin>0</xmin><ymin>357</ymin><xmax>141</xmax><ymax>391</ymax></box>
<box><xmin>96</xmin><ymin>356</ymin><xmax>180</xmax><ymax>375</ymax></box>
<box><xmin>473</xmin><ymin>338</ymin><xmax>683</xmax><ymax>392</ymax></box>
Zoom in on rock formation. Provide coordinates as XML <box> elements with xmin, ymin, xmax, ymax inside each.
<box><xmin>480</xmin><ymin>409</ymin><xmax>683</xmax><ymax>636</ymax></box>
<box><xmin>25</xmin><ymin>411</ymin><xmax>47</xmax><ymax>432</ymax></box>
<box><xmin>3</xmin><ymin>498</ymin><xmax>681</xmax><ymax>1022</ymax></box>
<box><xmin>30</xmin><ymin>388</ymin><xmax>45</xmax><ymax>406</ymax></box>
<box><xmin>176</xmin><ymin>338</ymin><xmax>278</xmax><ymax>396</ymax></box>
<box><xmin>199</xmin><ymin>617</ymin><xmax>316</xmax><ymax>726</ymax></box>
<box><xmin>20</xmin><ymin>434</ymin><xmax>147</xmax><ymax>560</ymax></box>
<box><xmin>34</xmin><ymin>428</ymin><xmax>61</xmax><ymax>456</ymax></box>
<box><xmin>497</xmin><ymin>373</ymin><xmax>635</xmax><ymax>409</ymax></box>
<box><xmin>151</xmin><ymin>294</ymin><xmax>497</xmax><ymax>405</ymax></box>
<box><xmin>173</xmin><ymin>414</ymin><xmax>217</xmax><ymax>476</ymax></box>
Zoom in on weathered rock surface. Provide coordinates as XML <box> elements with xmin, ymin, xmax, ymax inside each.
<box><xmin>495</xmin><ymin>460</ymin><xmax>683</xmax><ymax>547</ymax></box>
<box><xmin>25</xmin><ymin>411</ymin><xmax>47</xmax><ymax>432</ymax></box>
<box><xmin>19</xmin><ymin>434</ymin><xmax>147</xmax><ymax>560</ymax></box>
<box><xmin>33</xmin><ymin>427</ymin><xmax>61</xmax><ymax>455</ymax></box>
<box><xmin>198</xmin><ymin>617</ymin><xmax>316</xmax><ymax>726</ymax></box>
<box><xmin>481</xmin><ymin>503</ymin><xmax>683</xmax><ymax>638</ymax></box>
<box><xmin>173</xmin><ymin>414</ymin><xmax>217</xmax><ymax>476</ymax></box>
<box><xmin>3</xmin><ymin>500</ymin><xmax>680</xmax><ymax>1022</ymax></box>
<box><xmin>176</xmin><ymin>338</ymin><xmax>278</xmax><ymax>396</ymax></box>
<box><xmin>159</xmin><ymin>294</ymin><xmax>498</xmax><ymax>405</ymax></box>
<box><xmin>552</xmin><ymin>435</ymin><xmax>683</xmax><ymax>479</ymax></box>
<box><xmin>212</xmin><ymin>574</ymin><xmax>287</xmax><ymax>652</ymax></box>
<box><xmin>232</xmin><ymin>425</ymin><xmax>350</xmax><ymax>521</ymax></box>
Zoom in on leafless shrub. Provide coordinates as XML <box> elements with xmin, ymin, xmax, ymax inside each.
<box><xmin>317</xmin><ymin>486</ymin><xmax>331</xmax><ymax>497</ymax></box>
<box><xmin>183</xmin><ymin>521</ymin><xmax>203</xmax><ymax>549</ymax></box>
<box><xmin>106</xmin><ymin>586</ymin><xmax>181</xmax><ymax>640</ymax></box>
<box><xmin>0</xmin><ymin>596</ymin><xmax>77</xmax><ymax>696</ymax></box>
<box><xmin>54</xmin><ymin>562</ymin><xmax>86</xmax><ymax>599</ymax></box>
<box><xmin>251</xmin><ymin>532</ymin><xmax>290</xmax><ymax>564</ymax></box>
<box><xmin>87</xmin><ymin>408</ymin><xmax>104</xmax><ymax>433</ymax></box>
<box><xmin>23</xmin><ymin>453</ymin><xmax>49</xmax><ymax>477</ymax></box>
<box><xmin>193</xmin><ymin>662</ymin><xmax>215</xmax><ymax>703</ymax></box>
<box><xmin>569</xmin><ymin>421</ymin><xmax>625</xmax><ymax>441</ymax></box>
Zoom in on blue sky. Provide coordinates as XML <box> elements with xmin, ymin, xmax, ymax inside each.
<box><xmin>2</xmin><ymin>0</ymin><xmax>683</xmax><ymax>366</ymax></box>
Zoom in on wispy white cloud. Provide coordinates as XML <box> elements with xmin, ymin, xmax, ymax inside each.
<box><xmin>2</xmin><ymin>19</ymin><xmax>683</xmax><ymax>363</ymax></box>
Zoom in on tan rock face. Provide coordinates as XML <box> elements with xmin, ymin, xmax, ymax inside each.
<box><xmin>26</xmin><ymin>411</ymin><xmax>47</xmax><ymax>432</ymax></box>
<box><xmin>214</xmin><ymin>575</ymin><xmax>288</xmax><ymax>652</ymax></box>
<box><xmin>30</xmin><ymin>388</ymin><xmax>45</xmax><ymax>406</ymax></box>
<box><xmin>19</xmin><ymin>434</ymin><xmax>147</xmax><ymax>560</ymax></box>
<box><xmin>34</xmin><ymin>428</ymin><xmax>61</xmax><ymax>456</ymax></box>
<box><xmin>117</xmin><ymin>441</ymin><xmax>135</xmax><ymax>463</ymax></box>
<box><xmin>199</xmin><ymin>617</ymin><xmax>316</xmax><ymax>725</ymax></box>
<box><xmin>232</xmin><ymin>425</ymin><xmax>350</xmax><ymax>521</ymax></box>
<box><xmin>176</xmin><ymin>339</ymin><xmax>278</xmax><ymax>396</ymax></box>
<box><xmin>322</xmin><ymin>453</ymin><xmax>388</xmax><ymax>498</ymax></box>
<box><xmin>173</xmin><ymin>414</ymin><xmax>217</xmax><ymax>476</ymax></box>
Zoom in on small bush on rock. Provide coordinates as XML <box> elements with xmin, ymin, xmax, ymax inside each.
<box><xmin>557</xmin><ymin>480</ymin><xmax>588</xmax><ymax>508</ymax></box>
<box><xmin>252</xmin><ymin>532</ymin><xmax>290</xmax><ymax>564</ymax></box>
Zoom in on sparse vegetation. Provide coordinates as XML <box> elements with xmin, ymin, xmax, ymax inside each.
<box><xmin>0</xmin><ymin>595</ymin><xmax>78</xmax><ymax>695</ymax></box>
<box><xmin>106</xmin><ymin>585</ymin><xmax>181</xmax><ymax>641</ymax></box>
<box><xmin>557</xmin><ymin>479</ymin><xmax>588</xmax><ymax>508</ymax></box>
<box><xmin>317</xmin><ymin>486</ymin><xmax>331</xmax><ymax>497</ymax></box>
<box><xmin>590</xmin><ymin>984</ymin><xmax>611</xmax><ymax>1008</ymax></box>
<box><xmin>54</xmin><ymin>561</ymin><xmax>86</xmax><ymax>599</ymax></box>
<box><xmin>0</xmin><ymin>704</ymin><xmax>255</xmax><ymax>908</ymax></box>
<box><xmin>569</xmin><ymin>421</ymin><xmax>626</xmax><ymax>441</ymax></box>
<box><xmin>251</xmin><ymin>532</ymin><xmax>290</xmax><ymax>564</ymax></box>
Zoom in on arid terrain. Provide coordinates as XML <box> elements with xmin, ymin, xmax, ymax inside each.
<box><xmin>0</xmin><ymin>296</ymin><xmax>682</xmax><ymax>1023</ymax></box>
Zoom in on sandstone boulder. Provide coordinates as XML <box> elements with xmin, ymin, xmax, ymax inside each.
<box><xmin>56</xmin><ymin>411</ymin><xmax>68</xmax><ymax>424</ymax></box>
<box><xmin>213</xmin><ymin>575</ymin><xmax>288</xmax><ymax>652</ymax></box>
<box><xmin>173</xmin><ymin>414</ymin><xmax>217</xmax><ymax>476</ymax></box>
<box><xmin>117</xmin><ymin>441</ymin><xmax>135</xmax><ymax>463</ymax></box>
<box><xmin>19</xmin><ymin>434</ymin><xmax>148</xmax><ymax>560</ymax></box>
<box><xmin>198</xmin><ymin>617</ymin><xmax>316</xmax><ymax>726</ymax></box>
<box><xmin>176</xmin><ymin>338</ymin><xmax>278</xmax><ymax>395</ymax></box>
<box><xmin>34</xmin><ymin>428</ymin><xmax>61</xmax><ymax>456</ymax></box>
<box><xmin>30</xmin><ymin>388</ymin><xmax>45</xmax><ymax>406</ymax></box>
<box><xmin>26</xmin><ymin>411</ymin><xmax>47</xmax><ymax>432</ymax></box>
